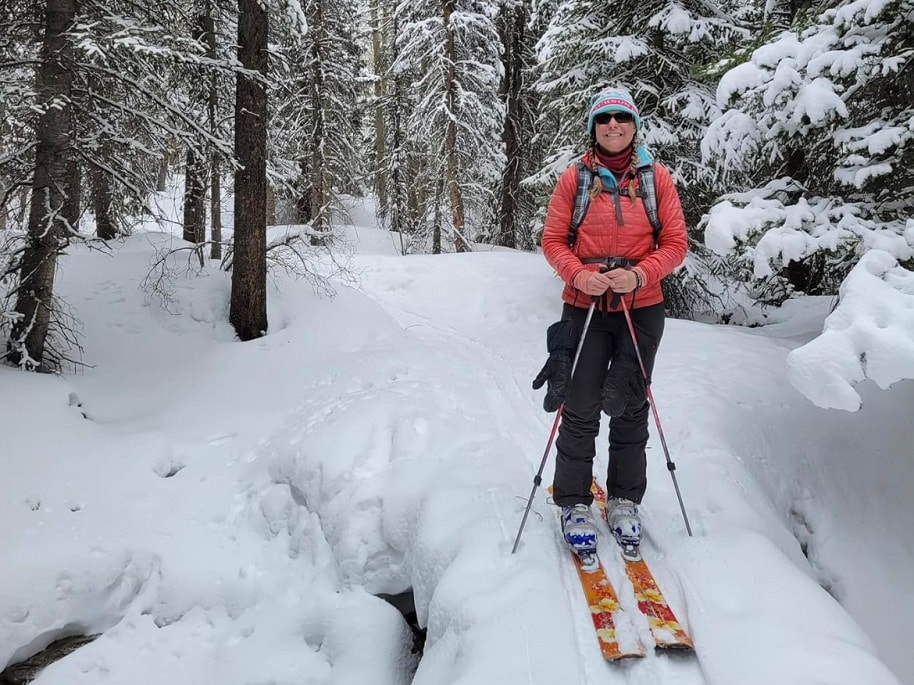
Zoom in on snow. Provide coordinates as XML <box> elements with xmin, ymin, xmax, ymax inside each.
<box><xmin>2</xmin><ymin>196</ymin><xmax>912</xmax><ymax>685</ymax></box>
<box><xmin>789</xmin><ymin>77</ymin><xmax>848</xmax><ymax>127</ymax></box>
<box><xmin>788</xmin><ymin>248</ymin><xmax>914</xmax><ymax>411</ymax></box>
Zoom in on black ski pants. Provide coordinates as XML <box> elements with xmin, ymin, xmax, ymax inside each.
<box><xmin>551</xmin><ymin>301</ymin><xmax>665</xmax><ymax>507</ymax></box>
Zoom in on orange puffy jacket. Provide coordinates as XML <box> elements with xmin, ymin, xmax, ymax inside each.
<box><xmin>542</xmin><ymin>150</ymin><xmax>688</xmax><ymax>311</ymax></box>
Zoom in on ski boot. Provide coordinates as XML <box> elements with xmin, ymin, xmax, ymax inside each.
<box><xmin>607</xmin><ymin>497</ymin><xmax>642</xmax><ymax>560</ymax></box>
<box><xmin>561</xmin><ymin>504</ymin><xmax>598</xmax><ymax>569</ymax></box>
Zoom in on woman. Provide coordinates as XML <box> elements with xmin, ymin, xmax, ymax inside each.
<box><xmin>533</xmin><ymin>87</ymin><xmax>687</xmax><ymax>559</ymax></box>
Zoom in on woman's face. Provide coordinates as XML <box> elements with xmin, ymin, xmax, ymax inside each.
<box><xmin>593</xmin><ymin>111</ymin><xmax>636</xmax><ymax>154</ymax></box>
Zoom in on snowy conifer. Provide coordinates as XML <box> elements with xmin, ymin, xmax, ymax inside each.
<box><xmin>702</xmin><ymin>0</ymin><xmax>914</xmax><ymax>305</ymax></box>
<box><xmin>388</xmin><ymin>0</ymin><xmax>505</xmax><ymax>252</ymax></box>
<box><xmin>493</xmin><ymin>0</ymin><xmax>541</xmax><ymax>250</ymax></box>
<box><xmin>271</xmin><ymin>0</ymin><xmax>363</xmax><ymax>236</ymax></box>
<box><xmin>533</xmin><ymin>0</ymin><xmax>750</xmax><ymax>223</ymax></box>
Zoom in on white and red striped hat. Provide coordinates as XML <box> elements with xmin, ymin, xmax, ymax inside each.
<box><xmin>586</xmin><ymin>88</ymin><xmax>641</xmax><ymax>133</ymax></box>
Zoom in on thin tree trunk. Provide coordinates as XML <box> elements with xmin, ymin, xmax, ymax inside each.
<box><xmin>309</xmin><ymin>0</ymin><xmax>327</xmax><ymax>242</ymax></box>
<box><xmin>210</xmin><ymin>160</ymin><xmax>222</xmax><ymax>259</ymax></box>
<box><xmin>204</xmin><ymin>0</ymin><xmax>222</xmax><ymax>260</ymax></box>
<box><xmin>266</xmin><ymin>186</ymin><xmax>276</xmax><ymax>225</ymax></box>
<box><xmin>0</xmin><ymin>186</ymin><xmax>7</xmax><ymax>230</ymax></box>
<box><xmin>183</xmin><ymin>12</ymin><xmax>209</xmax><ymax>247</ymax></box>
<box><xmin>156</xmin><ymin>156</ymin><xmax>168</xmax><ymax>191</ymax></box>
<box><xmin>229</xmin><ymin>0</ymin><xmax>268</xmax><ymax>341</ymax></box>
<box><xmin>370</xmin><ymin>0</ymin><xmax>387</xmax><ymax>212</ymax></box>
<box><xmin>63</xmin><ymin>157</ymin><xmax>80</xmax><ymax>233</ymax></box>
<box><xmin>17</xmin><ymin>188</ymin><xmax>30</xmax><ymax>228</ymax></box>
<box><xmin>8</xmin><ymin>0</ymin><xmax>77</xmax><ymax>370</ymax></box>
<box><xmin>432</xmin><ymin>162</ymin><xmax>444</xmax><ymax>255</ymax></box>
<box><xmin>296</xmin><ymin>158</ymin><xmax>312</xmax><ymax>223</ymax></box>
<box><xmin>442</xmin><ymin>0</ymin><xmax>468</xmax><ymax>253</ymax></box>
<box><xmin>183</xmin><ymin>149</ymin><xmax>206</xmax><ymax>244</ymax></box>
<box><xmin>496</xmin><ymin>2</ymin><xmax>524</xmax><ymax>249</ymax></box>
<box><xmin>90</xmin><ymin>164</ymin><xmax>115</xmax><ymax>239</ymax></box>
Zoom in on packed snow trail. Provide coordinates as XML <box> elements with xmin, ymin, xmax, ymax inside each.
<box><xmin>1</xmin><ymin>220</ymin><xmax>906</xmax><ymax>685</ymax></box>
<box><xmin>344</xmin><ymin>239</ymin><xmax>901</xmax><ymax>685</ymax></box>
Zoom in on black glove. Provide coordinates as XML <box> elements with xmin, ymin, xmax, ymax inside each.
<box><xmin>600</xmin><ymin>355</ymin><xmax>646</xmax><ymax>417</ymax></box>
<box><xmin>532</xmin><ymin>319</ymin><xmax>578</xmax><ymax>412</ymax></box>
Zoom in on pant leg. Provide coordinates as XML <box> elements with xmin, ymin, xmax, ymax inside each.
<box><xmin>606</xmin><ymin>303</ymin><xmax>665</xmax><ymax>504</ymax></box>
<box><xmin>552</xmin><ymin>304</ymin><xmax>614</xmax><ymax>507</ymax></box>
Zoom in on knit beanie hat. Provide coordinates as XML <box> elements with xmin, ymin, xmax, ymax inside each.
<box><xmin>586</xmin><ymin>87</ymin><xmax>641</xmax><ymax>134</ymax></box>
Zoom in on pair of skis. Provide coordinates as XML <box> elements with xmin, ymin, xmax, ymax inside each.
<box><xmin>560</xmin><ymin>480</ymin><xmax>693</xmax><ymax>660</ymax></box>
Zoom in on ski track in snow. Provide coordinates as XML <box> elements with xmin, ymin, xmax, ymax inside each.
<box><xmin>346</xmin><ymin>249</ymin><xmax>902</xmax><ymax>685</ymax></box>
<box><xmin>3</xmin><ymin>227</ymin><xmax>907</xmax><ymax>685</ymax></box>
<box><xmin>352</xmin><ymin>253</ymin><xmax>714</xmax><ymax>685</ymax></box>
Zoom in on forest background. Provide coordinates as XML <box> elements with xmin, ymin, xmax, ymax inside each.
<box><xmin>1</xmin><ymin>0</ymin><xmax>912</xmax><ymax>419</ymax></box>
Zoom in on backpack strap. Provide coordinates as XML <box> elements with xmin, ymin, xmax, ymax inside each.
<box><xmin>567</xmin><ymin>159</ymin><xmax>663</xmax><ymax>249</ymax></box>
<box><xmin>636</xmin><ymin>165</ymin><xmax>662</xmax><ymax>246</ymax></box>
<box><xmin>567</xmin><ymin>161</ymin><xmax>593</xmax><ymax>248</ymax></box>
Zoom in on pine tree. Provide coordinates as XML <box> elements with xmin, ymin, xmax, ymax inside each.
<box><xmin>230</xmin><ymin>0</ymin><xmax>269</xmax><ymax>341</ymax></box>
<box><xmin>389</xmin><ymin>0</ymin><xmax>505</xmax><ymax>253</ymax></box>
<box><xmin>702</xmin><ymin>0</ymin><xmax>914</xmax><ymax>305</ymax></box>
<box><xmin>2</xmin><ymin>0</ymin><xmax>240</xmax><ymax>366</ymax></box>
<box><xmin>271</xmin><ymin>0</ymin><xmax>363</xmax><ymax>238</ymax></box>
<box><xmin>494</xmin><ymin>0</ymin><xmax>540</xmax><ymax>250</ymax></box>
<box><xmin>533</xmin><ymin>0</ymin><xmax>749</xmax><ymax>223</ymax></box>
<box><xmin>373</xmin><ymin>0</ymin><xmax>428</xmax><ymax>251</ymax></box>
<box><xmin>6</xmin><ymin>0</ymin><xmax>78</xmax><ymax>370</ymax></box>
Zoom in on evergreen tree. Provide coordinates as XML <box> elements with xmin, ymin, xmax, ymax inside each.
<box><xmin>230</xmin><ymin>0</ymin><xmax>269</xmax><ymax>341</ymax></box>
<box><xmin>702</xmin><ymin>0</ymin><xmax>914</xmax><ymax>306</ymax></box>
<box><xmin>6</xmin><ymin>0</ymin><xmax>78</xmax><ymax>370</ymax></box>
<box><xmin>493</xmin><ymin>0</ymin><xmax>540</xmax><ymax>250</ymax></box>
<box><xmin>271</xmin><ymin>0</ymin><xmax>363</xmax><ymax>237</ymax></box>
<box><xmin>389</xmin><ymin>0</ymin><xmax>505</xmax><ymax>253</ymax></box>
<box><xmin>533</xmin><ymin>0</ymin><xmax>749</xmax><ymax>225</ymax></box>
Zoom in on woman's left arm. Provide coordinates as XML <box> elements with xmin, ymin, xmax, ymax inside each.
<box><xmin>633</xmin><ymin>164</ymin><xmax>688</xmax><ymax>288</ymax></box>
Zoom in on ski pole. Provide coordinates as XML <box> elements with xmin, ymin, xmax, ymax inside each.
<box><xmin>512</xmin><ymin>300</ymin><xmax>598</xmax><ymax>554</ymax></box>
<box><xmin>619</xmin><ymin>295</ymin><xmax>693</xmax><ymax>536</ymax></box>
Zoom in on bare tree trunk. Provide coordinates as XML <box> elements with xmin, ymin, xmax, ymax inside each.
<box><xmin>296</xmin><ymin>158</ymin><xmax>312</xmax><ymax>223</ymax></box>
<box><xmin>183</xmin><ymin>12</ymin><xmax>208</xmax><ymax>248</ymax></box>
<box><xmin>8</xmin><ymin>0</ymin><xmax>76</xmax><ymax>370</ymax></box>
<box><xmin>16</xmin><ymin>188</ymin><xmax>30</xmax><ymax>229</ymax></box>
<box><xmin>210</xmin><ymin>161</ymin><xmax>222</xmax><ymax>259</ymax></box>
<box><xmin>204</xmin><ymin>0</ymin><xmax>222</xmax><ymax>260</ymax></box>
<box><xmin>63</xmin><ymin>157</ymin><xmax>80</xmax><ymax>233</ymax></box>
<box><xmin>229</xmin><ymin>0</ymin><xmax>268</xmax><ymax>341</ymax></box>
<box><xmin>183</xmin><ymin>148</ymin><xmax>206</xmax><ymax>244</ymax></box>
<box><xmin>309</xmin><ymin>0</ymin><xmax>327</xmax><ymax>242</ymax></box>
<box><xmin>496</xmin><ymin>1</ymin><xmax>524</xmax><ymax>250</ymax></box>
<box><xmin>432</xmin><ymin>161</ymin><xmax>444</xmax><ymax>255</ymax></box>
<box><xmin>266</xmin><ymin>186</ymin><xmax>276</xmax><ymax>225</ymax></box>
<box><xmin>442</xmin><ymin>0</ymin><xmax>468</xmax><ymax>253</ymax></box>
<box><xmin>90</xmin><ymin>164</ymin><xmax>115</xmax><ymax>239</ymax></box>
<box><xmin>370</xmin><ymin>0</ymin><xmax>387</xmax><ymax>212</ymax></box>
<box><xmin>0</xmin><ymin>185</ymin><xmax>7</xmax><ymax>230</ymax></box>
<box><xmin>156</xmin><ymin>156</ymin><xmax>168</xmax><ymax>191</ymax></box>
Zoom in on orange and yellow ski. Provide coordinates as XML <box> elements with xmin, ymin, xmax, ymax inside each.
<box><xmin>569</xmin><ymin>551</ymin><xmax>646</xmax><ymax>660</ymax></box>
<box><xmin>549</xmin><ymin>486</ymin><xmax>645</xmax><ymax>660</ymax></box>
<box><xmin>592</xmin><ymin>481</ymin><xmax>694</xmax><ymax>651</ymax></box>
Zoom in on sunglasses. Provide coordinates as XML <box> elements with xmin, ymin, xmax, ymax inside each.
<box><xmin>594</xmin><ymin>111</ymin><xmax>634</xmax><ymax>125</ymax></box>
